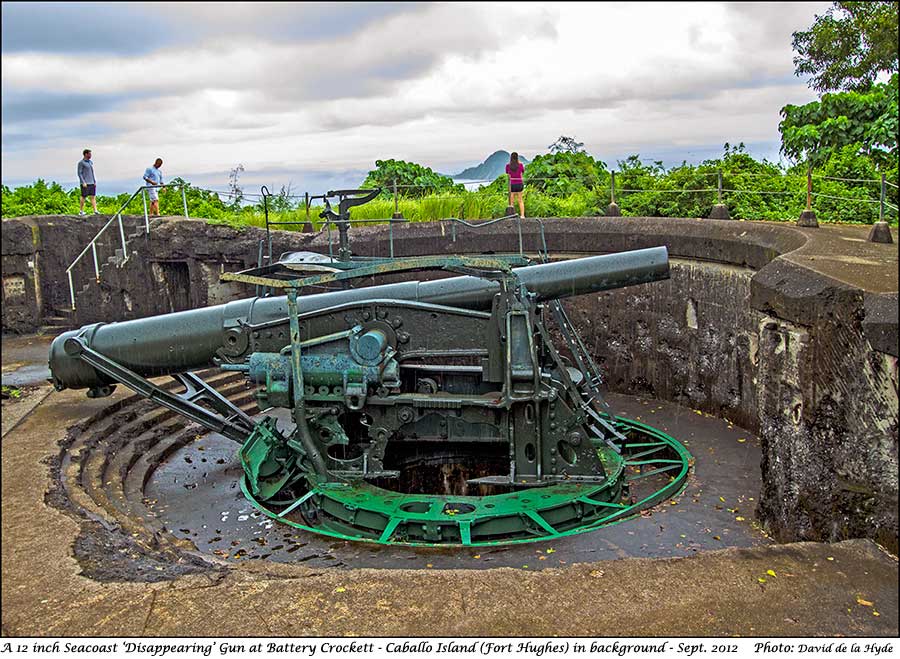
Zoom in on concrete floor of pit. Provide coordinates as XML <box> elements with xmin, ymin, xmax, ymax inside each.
<box><xmin>2</xmin><ymin>332</ymin><xmax>897</xmax><ymax>636</ymax></box>
<box><xmin>146</xmin><ymin>395</ymin><xmax>766</xmax><ymax>569</ymax></box>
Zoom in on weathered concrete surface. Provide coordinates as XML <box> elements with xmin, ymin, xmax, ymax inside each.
<box><xmin>2</xmin><ymin>386</ymin><xmax>897</xmax><ymax>637</ymax></box>
<box><xmin>0</xmin><ymin>218</ymin><xmax>42</xmax><ymax>332</ymax></box>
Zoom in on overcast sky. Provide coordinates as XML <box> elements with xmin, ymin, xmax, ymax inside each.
<box><xmin>1</xmin><ymin>1</ymin><xmax>830</xmax><ymax>194</ymax></box>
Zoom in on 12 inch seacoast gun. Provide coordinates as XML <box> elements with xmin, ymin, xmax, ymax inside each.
<box><xmin>50</xmin><ymin>245</ymin><xmax>687</xmax><ymax>546</ymax></box>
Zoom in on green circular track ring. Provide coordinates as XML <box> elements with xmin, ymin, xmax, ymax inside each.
<box><xmin>240</xmin><ymin>416</ymin><xmax>692</xmax><ymax>547</ymax></box>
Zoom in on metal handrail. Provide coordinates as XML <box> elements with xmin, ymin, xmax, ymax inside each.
<box><xmin>65</xmin><ymin>183</ymin><xmax>190</xmax><ymax>310</ymax></box>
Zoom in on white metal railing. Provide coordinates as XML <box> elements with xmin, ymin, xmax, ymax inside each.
<box><xmin>66</xmin><ymin>184</ymin><xmax>189</xmax><ymax>310</ymax></box>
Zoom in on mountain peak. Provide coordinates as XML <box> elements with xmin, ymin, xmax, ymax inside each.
<box><xmin>453</xmin><ymin>150</ymin><xmax>530</xmax><ymax>181</ymax></box>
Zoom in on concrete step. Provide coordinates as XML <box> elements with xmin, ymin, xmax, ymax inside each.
<box><xmin>43</xmin><ymin>316</ymin><xmax>75</xmax><ymax>327</ymax></box>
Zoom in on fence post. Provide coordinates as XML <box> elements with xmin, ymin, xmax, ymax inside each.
<box><xmin>181</xmin><ymin>186</ymin><xmax>189</xmax><ymax>219</ymax></box>
<box><xmin>392</xmin><ymin>178</ymin><xmax>404</xmax><ymax>220</ymax></box>
<box><xmin>709</xmin><ymin>169</ymin><xmax>731</xmax><ymax>220</ymax></box>
<box><xmin>505</xmin><ymin>176</ymin><xmax>516</xmax><ymax>217</ymax></box>
<box><xmin>302</xmin><ymin>192</ymin><xmax>314</xmax><ymax>233</ymax></box>
<box><xmin>606</xmin><ymin>170</ymin><xmax>621</xmax><ymax>217</ymax></box>
<box><xmin>868</xmin><ymin>172</ymin><xmax>894</xmax><ymax>243</ymax></box>
<box><xmin>797</xmin><ymin>162</ymin><xmax>818</xmax><ymax>227</ymax></box>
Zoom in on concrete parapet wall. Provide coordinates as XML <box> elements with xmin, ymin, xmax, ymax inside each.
<box><xmin>1</xmin><ymin>214</ymin><xmax>897</xmax><ymax>550</ymax></box>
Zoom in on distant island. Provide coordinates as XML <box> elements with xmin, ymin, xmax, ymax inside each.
<box><xmin>450</xmin><ymin>150</ymin><xmax>530</xmax><ymax>181</ymax></box>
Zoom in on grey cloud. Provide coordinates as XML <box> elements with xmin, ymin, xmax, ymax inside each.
<box><xmin>300</xmin><ymin>55</ymin><xmax>439</xmax><ymax>101</ymax></box>
<box><xmin>2</xmin><ymin>114</ymin><xmax>115</xmax><ymax>150</ymax></box>
<box><xmin>1</xmin><ymin>2</ymin><xmax>422</xmax><ymax>56</ymax></box>
<box><xmin>225</xmin><ymin>5</ymin><xmax>561</xmax><ymax>109</ymax></box>
<box><xmin>307</xmin><ymin>64</ymin><xmax>806</xmax><ymax>135</ymax></box>
<box><xmin>722</xmin><ymin>2</ymin><xmax>831</xmax><ymax>68</ymax></box>
<box><xmin>1</xmin><ymin>90</ymin><xmax>142</xmax><ymax>123</ymax></box>
<box><xmin>1</xmin><ymin>3</ymin><xmax>179</xmax><ymax>54</ymax></box>
<box><xmin>184</xmin><ymin>2</ymin><xmax>427</xmax><ymax>45</ymax></box>
<box><xmin>4</xmin><ymin>4</ymin><xmax>561</xmax><ymax>116</ymax></box>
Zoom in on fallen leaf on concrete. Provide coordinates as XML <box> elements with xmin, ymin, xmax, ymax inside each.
<box><xmin>334</xmin><ymin>587</ymin><xmax>346</xmax><ymax>593</ymax></box>
<box><xmin>590</xmin><ymin>569</ymin><xmax>605</xmax><ymax>578</ymax></box>
<box><xmin>766</xmin><ymin>569</ymin><xmax>777</xmax><ymax>577</ymax></box>
<box><xmin>857</xmin><ymin>597</ymin><xmax>874</xmax><ymax>607</ymax></box>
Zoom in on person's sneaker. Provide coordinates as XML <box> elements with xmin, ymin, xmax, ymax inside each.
<box><xmin>78</xmin><ymin>211</ymin><xmax>86</xmax><ymax>216</ymax></box>
<box><xmin>93</xmin><ymin>210</ymin><xmax>101</xmax><ymax>215</ymax></box>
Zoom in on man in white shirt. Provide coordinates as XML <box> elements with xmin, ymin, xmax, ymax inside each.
<box><xmin>143</xmin><ymin>158</ymin><xmax>165</xmax><ymax>216</ymax></box>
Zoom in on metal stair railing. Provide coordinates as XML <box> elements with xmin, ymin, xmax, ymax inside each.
<box><xmin>65</xmin><ymin>183</ymin><xmax>190</xmax><ymax>310</ymax></box>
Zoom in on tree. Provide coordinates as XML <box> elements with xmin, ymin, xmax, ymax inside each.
<box><xmin>227</xmin><ymin>163</ymin><xmax>245</xmax><ymax>209</ymax></box>
<box><xmin>779</xmin><ymin>74</ymin><xmax>898</xmax><ymax>167</ymax></box>
<box><xmin>257</xmin><ymin>183</ymin><xmax>296</xmax><ymax>213</ymax></box>
<box><xmin>547</xmin><ymin>136</ymin><xmax>585</xmax><ymax>154</ymax></box>
<box><xmin>792</xmin><ymin>1</ymin><xmax>899</xmax><ymax>93</ymax></box>
<box><xmin>360</xmin><ymin>159</ymin><xmax>463</xmax><ymax>198</ymax></box>
<box><xmin>521</xmin><ymin>151</ymin><xmax>607</xmax><ymax>196</ymax></box>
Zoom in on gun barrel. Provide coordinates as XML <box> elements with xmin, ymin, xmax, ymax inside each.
<box><xmin>50</xmin><ymin>247</ymin><xmax>668</xmax><ymax>390</ymax></box>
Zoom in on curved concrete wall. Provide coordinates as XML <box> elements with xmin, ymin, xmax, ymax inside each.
<box><xmin>2</xmin><ymin>214</ymin><xmax>897</xmax><ymax>551</ymax></box>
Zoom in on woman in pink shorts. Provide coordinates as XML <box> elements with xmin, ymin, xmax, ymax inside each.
<box><xmin>506</xmin><ymin>152</ymin><xmax>525</xmax><ymax>218</ymax></box>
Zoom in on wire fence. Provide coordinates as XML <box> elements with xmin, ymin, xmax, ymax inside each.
<box><xmin>78</xmin><ymin>165</ymin><xmax>899</xmax><ymax>230</ymax></box>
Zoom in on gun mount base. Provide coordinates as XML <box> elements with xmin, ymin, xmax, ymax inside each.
<box><xmin>240</xmin><ymin>416</ymin><xmax>691</xmax><ymax>546</ymax></box>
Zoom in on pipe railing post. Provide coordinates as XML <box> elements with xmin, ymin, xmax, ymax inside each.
<box><xmin>606</xmin><ymin>170</ymin><xmax>621</xmax><ymax>217</ymax></box>
<box><xmin>797</xmin><ymin>161</ymin><xmax>818</xmax><ymax>227</ymax></box>
<box><xmin>182</xmin><ymin>185</ymin><xmax>189</xmax><ymax>219</ymax></box>
<box><xmin>91</xmin><ymin>242</ymin><xmax>99</xmax><ymax>281</ymax></box>
<box><xmin>68</xmin><ymin>269</ymin><xmax>76</xmax><ymax>310</ymax></box>
<box><xmin>389</xmin><ymin>219</ymin><xmax>394</xmax><ymax>258</ymax></box>
<box><xmin>515</xmin><ymin>214</ymin><xmax>524</xmax><ymax>256</ymax></box>
<box><xmin>142</xmin><ymin>188</ymin><xmax>149</xmax><ymax>233</ymax></box>
<box><xmin>117</xmin><ymin>214</ymin><xmax>129</xmax><ymax>261</ymax></box>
